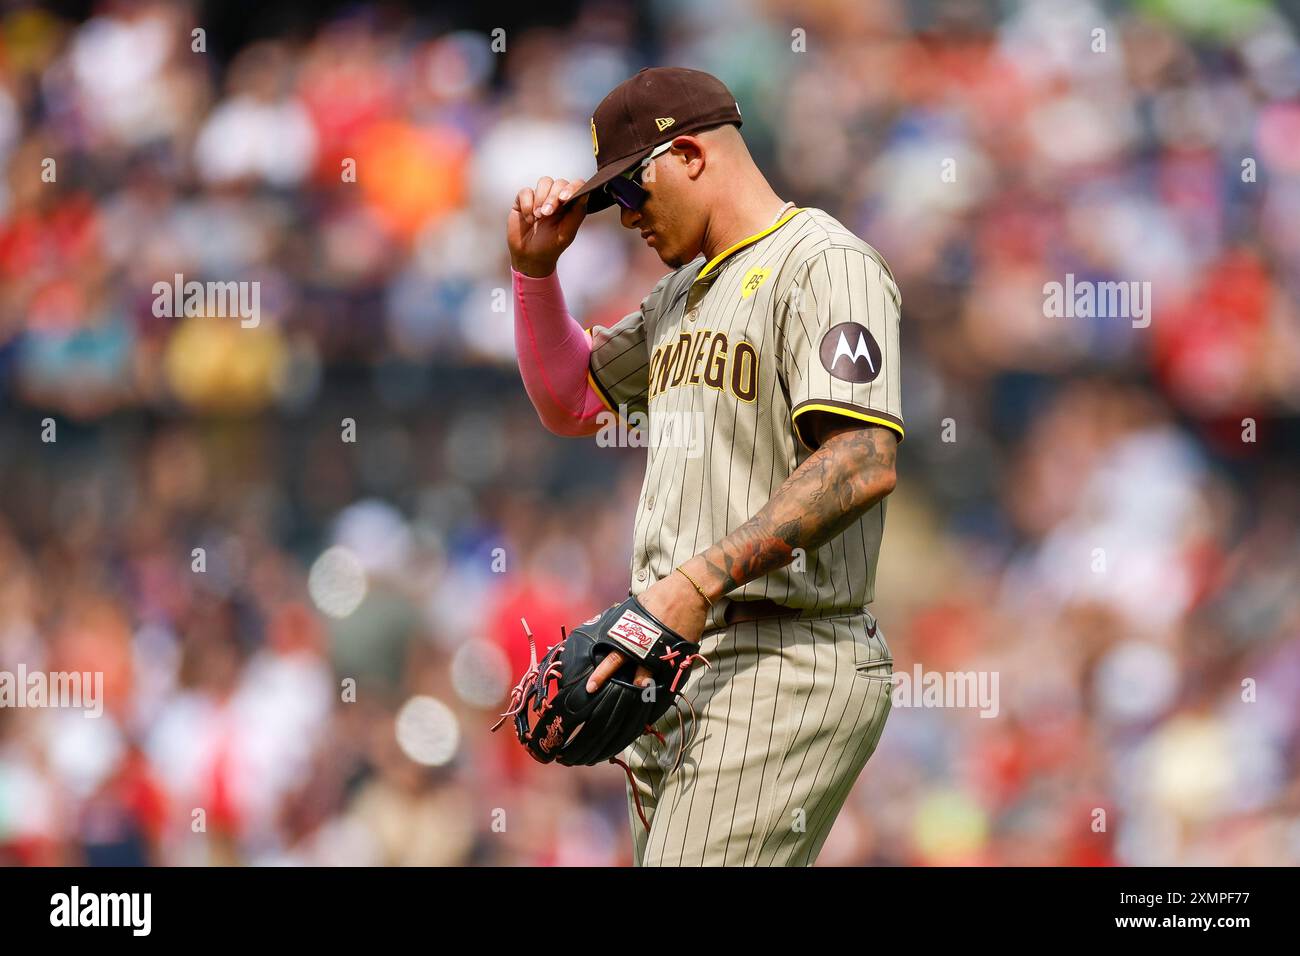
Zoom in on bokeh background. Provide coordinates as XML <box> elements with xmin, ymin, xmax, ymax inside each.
<box><xmin>1</xmin><ymin>0</ymin><xmax>1298</xmax><ymax>866</ymax></box>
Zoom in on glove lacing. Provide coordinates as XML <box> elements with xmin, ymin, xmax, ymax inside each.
<box><xmin>490</xmin><ymin>619</ymin><xmax>565</xmax><ymax>734</ymax></box>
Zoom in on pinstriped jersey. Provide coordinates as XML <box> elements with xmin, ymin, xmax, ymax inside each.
<box><xmin>586</xmin><ymin>207</ymin><xmax>903</xmax><ymax>619</ymax></box>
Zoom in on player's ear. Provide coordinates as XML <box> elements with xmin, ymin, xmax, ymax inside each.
<box><xmin>671</xmin><ymin>136</ymin><xmax>706</xmax><ymax>179</ymax></box>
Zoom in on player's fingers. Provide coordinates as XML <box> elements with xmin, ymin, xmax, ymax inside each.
<box><xmin>516</xmin><ymin>187</ymin><xmax>536</xmax><ymax>223</ymax></box>
<box><xmin>555</xmin><ymin>179</ymin><xmax>588</xmax><ymax>214</ymax></box>
<box><xmin>586</xmin><ymin>651</ymin><xmax>624</xmax><ymax>693</ymax></box>
<box><xmin>633</xmin><ymin>665</ymin><xmax>652</xmax><ymax>689</ymax></box>
<box><xmin>535</xmin><ymin>178</ymin><xmax>569</xmax><ymax>218</ymax></box>
<box><xmin>559</xmin><ymin>178</ymin><xmax>585</xmax><ymax>203</ymax></box>
<box><xmin>532</xmin><ymin>177</ymin><xmax>557</xmax><ymax>217</ymax></box>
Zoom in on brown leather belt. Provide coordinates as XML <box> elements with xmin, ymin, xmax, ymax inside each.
<box><xmin>722</xmin><ymin>598</ymin><xmax>801</xmax><ymax>626</ymax></box>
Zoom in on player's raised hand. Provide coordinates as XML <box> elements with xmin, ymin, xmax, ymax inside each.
<box><xmin>507</xmin><ymin>176</ymin><xmax>588</xmax><ymax>278</ymax></box>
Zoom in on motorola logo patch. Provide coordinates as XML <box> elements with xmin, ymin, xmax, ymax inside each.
<box><xmin>819</xmin><ymin>322</ymin><xmax>882</xmax><ymax>383</ymax></box>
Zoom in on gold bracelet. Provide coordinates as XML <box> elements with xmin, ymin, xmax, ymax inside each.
<box><xmin>675</xmin><ymin>565</ymin><xmax>714</xmax><ymax>609</ymax></box>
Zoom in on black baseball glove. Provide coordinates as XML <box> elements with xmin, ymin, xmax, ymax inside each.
<box><xmin>492</xmin><ymin>595</ymin><xmax>706</xmax><ymax>772</ymax></box>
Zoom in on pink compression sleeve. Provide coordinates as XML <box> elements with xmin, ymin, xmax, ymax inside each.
<box><xmin>512</xmin><ymin>268</ymin><xmax>610</xmax><ymax>436</ymax></box>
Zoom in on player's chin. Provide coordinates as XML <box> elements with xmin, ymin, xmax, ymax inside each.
<box><xmin>655</xmin><ymin>244</ymin><xmax>684</xmax><ymax>268</ymax></box>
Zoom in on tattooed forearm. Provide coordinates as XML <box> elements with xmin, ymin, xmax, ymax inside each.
<box><xmin>684</xmin><ymin>422</ymin><xmax>898</xmax><ymax>599</ymax></box>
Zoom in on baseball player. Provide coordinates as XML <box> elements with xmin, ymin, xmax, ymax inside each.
<box><xmin>506</xmin><ymin>67</ymin><xmax>902</xmax><ymax>866</ymax></box>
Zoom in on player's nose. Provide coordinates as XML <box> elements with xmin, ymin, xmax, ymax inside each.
<box><xmin>619</xmin><ymin>206</ymin><xmax>642</xmax><ymax>230</ymax></box>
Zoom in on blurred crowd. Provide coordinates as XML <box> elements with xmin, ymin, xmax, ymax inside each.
<box><xmin>1</xmin><ymin>0</ymin><xmax>1298</xmax><ymax>865</ymax></box>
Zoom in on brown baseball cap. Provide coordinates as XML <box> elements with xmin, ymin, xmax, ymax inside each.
<box><xmin>568</xmin><ymin>67</ymin><xmax>743</xmax><ymax>213</ymax></box>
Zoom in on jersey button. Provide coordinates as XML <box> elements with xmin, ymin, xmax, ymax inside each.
<box><xmin>686</xmin><ymin>308</ymin><xmax>698</xmax><ymax>322</ymax></box>
<box><xmin>646</xmin><ymin>495</ymin><xmax>655</xmax><ymax>510</ymax></box>
<box><xmin>636</xmin><ymin>568</ymin><xmax>648</xmax><ymax>582</ymax></box>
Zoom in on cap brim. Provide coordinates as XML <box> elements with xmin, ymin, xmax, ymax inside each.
<box><xmin>564</xmin><ymin>151</ymin><xmax>646</xmax><ymax>214</ymax></box>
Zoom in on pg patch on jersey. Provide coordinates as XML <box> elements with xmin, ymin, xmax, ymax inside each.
<box><xmin>740</xmin><ymin>267</ymin><xmax>770</xmax><ymax>299</ymax></box>
<box><xmin>605</xmin><ymin>608</ymin><xmax>662</xmax><ymax>659</ymax></box>
<box><xmin>820</xmin><ymin>322</ymin><xmax>882</xmax><ymax>384</ymax></box>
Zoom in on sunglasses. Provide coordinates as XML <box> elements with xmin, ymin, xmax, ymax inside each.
<box><xmin>603</xmin><ymin>141</ymin><xmax>675</xmax><ymax>211</ymax></box>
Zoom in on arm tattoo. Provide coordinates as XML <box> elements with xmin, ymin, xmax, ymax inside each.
<box><xmin>694</xmin><ymin>422</ymin><xmax>898</xmax><ymax>596</ymax></box>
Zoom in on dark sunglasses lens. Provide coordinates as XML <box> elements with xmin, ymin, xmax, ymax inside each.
<box><xmin>604</xmin><ymin>176</ymin><xmax>646</xmax><ymax>211</ymax></box>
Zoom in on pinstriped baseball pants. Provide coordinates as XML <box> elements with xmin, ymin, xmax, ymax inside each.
<box><xmin>621</xmin><ymin>613</ymin><xmax>893</xmax><ymax>867</ymax></box>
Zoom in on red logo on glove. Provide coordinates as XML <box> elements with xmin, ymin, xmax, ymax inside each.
<box><xmin>607</xmin><ymin>609</ymin><xmax>662</xmax><ymax>658</ymax></box>
<box><xmin>540</xmin><ymin>715</ymin><xmax>565</xmax><ymax>752</ymax></box>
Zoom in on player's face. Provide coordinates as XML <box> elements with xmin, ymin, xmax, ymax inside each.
<box><xmin>619</xmin><ymin>149</ymin><xmax>704</xmax><ymax>269</ymax></box>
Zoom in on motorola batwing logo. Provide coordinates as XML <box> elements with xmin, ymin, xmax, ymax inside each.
<box><xmin>819</xmin><ymin>322</ymin><xmax>882</xmax><ymax>383</ymax></box>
